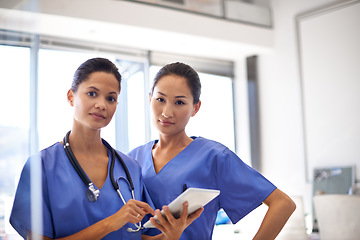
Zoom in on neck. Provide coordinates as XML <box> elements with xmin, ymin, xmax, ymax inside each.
<box><xmin>156</xmin><ymin>132</ymin><xmax>193</xmax><ymax>150</ymax></box>
<box><xmin>68</xmin><ymin>127</ymin><xmax>104</xmax><ymax>154</ymax></box>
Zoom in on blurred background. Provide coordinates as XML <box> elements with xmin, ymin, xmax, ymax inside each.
<box><xmin>1</xmin><ymin>0</ymin><xmax>359</xmax><ymax>239</ymax></box>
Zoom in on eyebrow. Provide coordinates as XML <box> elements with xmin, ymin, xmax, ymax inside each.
<box><xmin>158</xmin><ymin>91</ymin><xmax>188</xmax><ymax>99</ymax></box>
<box><xmin>88</xmin><ymin>86</ymin><xmax>117</xmax><ymax>95</ymax></box>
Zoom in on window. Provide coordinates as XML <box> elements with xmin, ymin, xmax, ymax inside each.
<box><xmin>188</xmin><ymin>72</ymin><xmax>235</xmax><ymax>151</ymax></box>
<box><xmin>126</xmin><ymin>65</ymin><xmax>147</xmax><ymax>150</ymax></box>
<box><xmin>0</xmin><ymin>45</ymin><xmax>30</xmax><ymax>239</ymax></box>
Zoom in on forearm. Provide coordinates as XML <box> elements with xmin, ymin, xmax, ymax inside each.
<box><xmin>27</xmin><ymin>215</ymin><xmax>124</xmax><ymax>240</ymax></box>
<box><xmin>142</xmin><ymin>233</ymin><xmax>165</xmax><ymax>240</ymax></box>
<box><xmin>253</xmin><ymin>189</ymin><xmax>296</xmax><ymax>240</ymax></box>
<box><xmin>56</xmin><ymin>217</ymin><xmax>119</xmax><ymax>240</ymax></box>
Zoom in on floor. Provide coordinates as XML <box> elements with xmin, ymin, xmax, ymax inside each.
<box><xmin>213</xmin><ymin>224</ymin><xmax>321</xmax><ymax>240</ymax></box>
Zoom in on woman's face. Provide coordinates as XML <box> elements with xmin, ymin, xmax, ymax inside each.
<box><xmin>67</xmin><ymin>71</ymin><xmax>120</xmax><ymax>131</ymax></box>
<box><xmin>150</xmin><ymin>74</ymin><xmax>200</xmax><ymax>137</ymax></box>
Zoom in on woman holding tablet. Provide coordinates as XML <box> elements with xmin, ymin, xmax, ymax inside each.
<box><xmin>129</xmin><ymin>62</ymin><xmax>296</xmax><ymax>240</ymax></box>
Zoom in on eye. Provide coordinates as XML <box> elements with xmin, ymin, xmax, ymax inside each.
<box><xmin>156</xmin><ymin>97</ymin><xmax>165</xmax><ymax>103</ymax></box>
<box><xmin>88</xmin><ymin>92</ymin><xmax>96</xmax><ymax>97</ymax></box>
<box><xmin>107</xmin><ymin>96</ymin><xmax>117</xmax><ymax>103</ymax></box>
<box><xmin>175</xmin><ymin>100</ymin><xmax>185</xmax><ymax>105</ymax></box>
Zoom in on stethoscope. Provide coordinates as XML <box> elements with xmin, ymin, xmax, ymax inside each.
<box><xmin>63</xmin><ymin>131</ymin><xmax>142</xmax><ymax>233</ymax></box>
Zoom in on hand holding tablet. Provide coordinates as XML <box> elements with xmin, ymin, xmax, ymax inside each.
<box><xmin>143</xmin><ymin>187</ymin><xmax>220</xmax><ymax>228</ymax></box>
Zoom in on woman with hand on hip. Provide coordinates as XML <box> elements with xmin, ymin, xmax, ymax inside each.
<box><xmin>129</xmin><ymin>62</ymin><xmax>296</xmax><ymax>240</ymax></box>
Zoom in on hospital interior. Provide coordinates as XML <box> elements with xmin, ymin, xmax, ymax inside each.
<box><xmin>0</xmin><ymin>0</ymin><xmax>359</xmax><ymax>239</ymax></box>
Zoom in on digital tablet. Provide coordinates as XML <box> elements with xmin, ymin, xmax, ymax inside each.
<box><xmin>143</xmin><ymin>187</ymin><xmax>220</xmax><ymax>228</ymax></box>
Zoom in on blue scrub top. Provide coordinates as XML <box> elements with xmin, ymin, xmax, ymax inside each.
<box><xmin>10</xmin><ymin>142</ymin><xmax>154</xmax><ymax>239</ymax></box>
<box><xmin>128</xmin><ymin>137</ymin><xmax>276</xmax><ymax>240</ymax></box>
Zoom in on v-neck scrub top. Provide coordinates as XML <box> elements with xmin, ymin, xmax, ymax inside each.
<box><xmin>10</xmin><ymin>142</ymin><xmax>154</xmax><ymax>239</ymax></box>
<box><xmin>128</xmin><ymin>137</ymin><xmax>276</xmax><ymax>239</ymax></box>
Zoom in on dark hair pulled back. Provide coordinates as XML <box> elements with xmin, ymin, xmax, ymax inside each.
<box><xmin>151</xmin><ymin>62</ymin><xmax>201</xmax><ymax>104</ymax></box>
<box><xmin>71</xmin><ymin>58</ymin><xmax>122</xmax><ymax>92</ymax></box>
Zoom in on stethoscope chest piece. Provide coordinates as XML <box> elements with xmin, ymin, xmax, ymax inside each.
<box><xmin>86</xmin><ymin>183</ymin><xmax>100</xmax><ymax>202</ymax></box>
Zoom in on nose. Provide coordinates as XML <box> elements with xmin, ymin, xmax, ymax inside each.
<box><xmin>95</xmin><ymin>98</ymin><xmax>106</xmax><ymax>110</ymax></box>
<box><xmin>162</xmin><ymin>113</ymin><xmax>170</xmax><ymax>118</ymax></box>
<box><xmin>162</xmin><ymin>104</ymin><xmax>173</xmax><ymax>118</ymax></box>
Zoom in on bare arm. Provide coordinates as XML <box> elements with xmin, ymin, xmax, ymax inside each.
<box><xmin>142</xmin><ymin>202</ymin><xmax>203</xmax><ymax>240</ymax></box>
<box><xmin>27</xmin><ymin>199</ymin><xmax>155</xmax><ymax>240</ymax></box>
<box><xmin>252</xmin><ymin>188</ymin><xmax>296</xmax><ymax>240</ymax></box>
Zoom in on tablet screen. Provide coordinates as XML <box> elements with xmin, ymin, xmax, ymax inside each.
<box><xmin>143</xmin><ymin>187</ymin><xmax>220</xmax><ymax>228</ymax></box>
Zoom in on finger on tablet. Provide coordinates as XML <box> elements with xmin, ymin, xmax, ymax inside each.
<box><xmin>162</xmin><ymin>205</ymin><xmax>175</xmax><ymax>222</ymax></box>
<box><xmin>180</xmin><ymin>202</ymin><xmax>189</xmax><ymax>218</ymax></box>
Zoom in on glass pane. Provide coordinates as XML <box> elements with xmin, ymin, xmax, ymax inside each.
<box><xmin>188</xmin><ymin>72</ymin><xmax>235</xmax><ymax>151</ymax></box>
<box><xmin>149</xmin><ymin>66</ymin><xmax>161</xmax><ymax>141</ymax></box>
<box><xmin>127</xmin><ymin>70</ymin><xmax>146</xmax><ymax>150</ymax></box>
<box><xmin>149</xmin><ymin>66</ymin><xmax>235</xmax><ymax>151</ymax></box>
<box><xmin>37</xmin><ymin>49</ymin><xmax>117</xmax><ymax>149</ymax></box>
<box><xmin>0</xmin><ymin>45</ymin><xmax>30</xmax><ymax>239</ymax></box>
<box><xmin>224</xmin><ymin>0</ymin><xmax>272</xmax><ymax>27</ymax></box>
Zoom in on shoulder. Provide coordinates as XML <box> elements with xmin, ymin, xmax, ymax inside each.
<box><xmin>40</xmin><ymin>142</ymin><xmax>64</xmax><ymax>156</ymax></box>
<box><xmin>190</xmin><ymin>137</ymin><xmax>244</xmax><ymax>166</ymax></box>
<box><xmin>192</xmin><ymin>137</ymin><xmax>230</xmax><ymax>154</ymax></box>
<box><xmin>24</xmin><ymin>142</ymin><xmax>63</xmax><ymax>167</ymax></box>
<box><xmin>128</xmin><ymin>140</ymin><xmax>155</xmax><ymax>158</ymax></box>
<box><xmin>15</xmin><ymin>142</ymin><xmax>64</xmax><ymax>191</ymax></box>
<box><xmin>38</xmin><ymin>142</ymin><xmax>67</xmax><ymax>168</ymax></box>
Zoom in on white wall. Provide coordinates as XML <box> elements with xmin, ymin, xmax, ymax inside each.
<box><xmin>258</xmin><ymin>0</ymin><xmax>350</xmax><ymax>219</ymax></box>
<box><xmin>298</xmin><ymin>1</ymin><xmax>360</xmax><ymax>182</ymax></box>
<box><xmin>0</xmin><ymin>0</ymin><xmax>274</xmax><ymax>60</ymax></box>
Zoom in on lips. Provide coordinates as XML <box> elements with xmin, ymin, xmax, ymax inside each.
<box><xmin>90</xmin><ymin>112</ymin><xmax>105</xmax><ymax>119</ymax></box>
<box><xmin>159</xmin><ymin>119</ymin><xmax>174</xmax><ymax>126</ymax></box>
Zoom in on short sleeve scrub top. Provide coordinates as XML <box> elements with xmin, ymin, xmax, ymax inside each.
<box><xmin>10</xmin><ymin>142</ymin><xmax>153</xmax><ymax>240</ymax></box>
<box><xmin>128</xmin><ymin>137</ymin><xmax>276</xmax><ymax>240</ymax></box>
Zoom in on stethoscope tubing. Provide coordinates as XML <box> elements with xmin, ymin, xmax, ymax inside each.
<box><xmin>103</xmin><ymin>140</ymin><xmax>135</xmax><ymax>192</ymax></box>
<box><xmin>63</xmin><ymin>131</ymin><xmax>134</xmax><ymax>193</ymax></box>
<box><xmin>63</xmin><ymin>131</ymin><xmax>142</xmax><ymax>232</ymax></box>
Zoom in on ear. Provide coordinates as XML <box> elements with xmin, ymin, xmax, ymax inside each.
<box><xmin>191</xmin><ymin>100</ymin><xmax>201</xmax><ymax>117</ymax></box>
<box><xmin>67</xmin><ymin>89</ymin><xmax>74</xmax><ymax>106</ymax></box>
<box><xmin>149</xmin><ymin>93</ymin><xmax>152</xmax><ymax>104</ymax></box>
